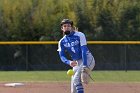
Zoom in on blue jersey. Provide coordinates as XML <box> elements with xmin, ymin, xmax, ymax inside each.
<box><xmin>57</xmin><ymin>31</ymin><xmax>89</xmax><ymax>66</ymax></box>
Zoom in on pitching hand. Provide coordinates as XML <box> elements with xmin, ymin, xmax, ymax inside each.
<box><xmin>70</xmin><ymin>61</ymin><xmax>78</xmax><ymax>67</ymax></box>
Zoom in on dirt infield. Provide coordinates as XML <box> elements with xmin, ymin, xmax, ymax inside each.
<box><xmin>0</xmin><ymin>82</ymin><xmax>140</xmax><ymax>93</ymax></box>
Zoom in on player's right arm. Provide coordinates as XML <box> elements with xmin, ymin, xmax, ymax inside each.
<box><xmin>59</xmin><ymin>50</ymin><xmax>77</xmax><ymax>67</ymax></box>
<box><xmin>57</xmin><ymin>41</ymin><xmax>70</xmax><ymax>65</ymax></box>
<box><xmin>58</xmin><ymin>40</ymin><xmax>78</xmax><ymax>67</ymax></box>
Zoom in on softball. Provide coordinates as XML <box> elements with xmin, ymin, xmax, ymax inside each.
<box><xmin>67</xmin><ymin>69</ymin><xmax>74</xmax><ymax>76</ymax></box>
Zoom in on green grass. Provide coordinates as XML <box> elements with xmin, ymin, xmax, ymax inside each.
<box><xmin>92</xmin><ymin>71</ymin><xmax>140</xmax><ymax>82</ymax></box>
<box><xmin>0</xmin><ymin>71</ymin><xmax>140</xmax><ymax>82</ymax></box>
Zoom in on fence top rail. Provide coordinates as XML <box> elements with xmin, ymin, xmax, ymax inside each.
<box><xmin>0</xmin><ymin>41</ymin><xmax>140</xmax><ymax>45</ymax></box>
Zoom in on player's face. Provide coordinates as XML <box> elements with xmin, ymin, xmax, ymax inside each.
<box><xmin>61</xmin><ymin>24</ymin><xmax>72</xmax><ymax>32</ymax></box>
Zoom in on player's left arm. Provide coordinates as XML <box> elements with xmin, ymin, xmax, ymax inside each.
<box><xmin>81</xmin><ymin>45</ymin><xmax>88</xmax><ymax>66</ymax></box>
<box><xmin>79</xmin><ymin>32</ymin><xmax>88</xmax><ymax>66</ymax></box>
<box><xmin>79</xmin><ymin>32</ymin><xmax>91</xmax><ymax>84</ymax></box>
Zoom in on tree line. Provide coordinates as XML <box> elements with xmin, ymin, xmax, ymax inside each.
<box><xmin>0</xmin><ymin>0</ymin><xmax>140</xmax><ymax>41</ymax></box>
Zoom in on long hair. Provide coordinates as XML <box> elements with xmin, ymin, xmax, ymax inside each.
<box><xmin>62</xmin><ymin>26</ymin><xmax>79</xmax><ymax>36</ymax></box>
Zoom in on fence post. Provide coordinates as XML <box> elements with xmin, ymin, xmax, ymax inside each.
<box><xmin>124</xmin><ymin>45</ymin><xmax>127</xmax><ymax>72</ymax></box>
<box><xmin>25</xmin><ymin>45</ymin><xmax>29</xmax><ymax>71</ymax></box>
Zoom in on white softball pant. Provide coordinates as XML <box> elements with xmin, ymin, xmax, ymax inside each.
<box><xmin>71</xmin><ymin>52</ymin><xmax>95</xmax><ymax>93</ymax></box>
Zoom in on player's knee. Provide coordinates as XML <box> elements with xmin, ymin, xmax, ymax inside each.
<box><xmin>73</xmin><ymin>78</ymin><xmax>80</xmax><ymax>85</ymax></box>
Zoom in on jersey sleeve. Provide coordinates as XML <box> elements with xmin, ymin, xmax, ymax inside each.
<box><xmin>79</xmin><ymin>32</ymin><xmax>87</xmax><ymax>46</ymax></box>
<box><xmin>57</xmin><ymin>41</ymin><xmax>62</xmax><ymax>52</ymax></box>
<box><xmin>57</xmin><ymin>41</ymin><xmax>70</xmax><ymax>65</ymax></box>
<box><xmin>81</xmin><ymin>45</ymin><xmax>88</xmax><ymax>66</ymax></box>
<box><xmin>79</xmin><ymin>32</ymin><xmax>88</xmax><ymax>66</ymax></box>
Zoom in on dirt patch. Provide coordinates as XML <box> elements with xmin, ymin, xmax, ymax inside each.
<box><xmin>0</xmin><ymin>82</ymin><xmax>140</xmax><ymax>93</ymax></box>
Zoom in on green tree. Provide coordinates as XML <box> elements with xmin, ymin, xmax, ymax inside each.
<box><xmin>119</xmin><ymin>5</ymin><xmax>140</xmax><ymax>40</ymax></box>
<box><xmin>74</xmin><ymin>0</ymin><xmax>94</xmax><ymax>40</ymax></box>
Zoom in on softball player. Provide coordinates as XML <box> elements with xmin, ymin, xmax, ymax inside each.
<box><xmin>57</xmin><ymin>19</ymin><xmax>95</xmax><ymax>93</ymax></box>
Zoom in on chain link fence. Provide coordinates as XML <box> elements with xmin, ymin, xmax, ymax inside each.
<box><xmin>0</xmin><ymin>42</ymin><xmax>140</xmax><ymax>71</ymax></box>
